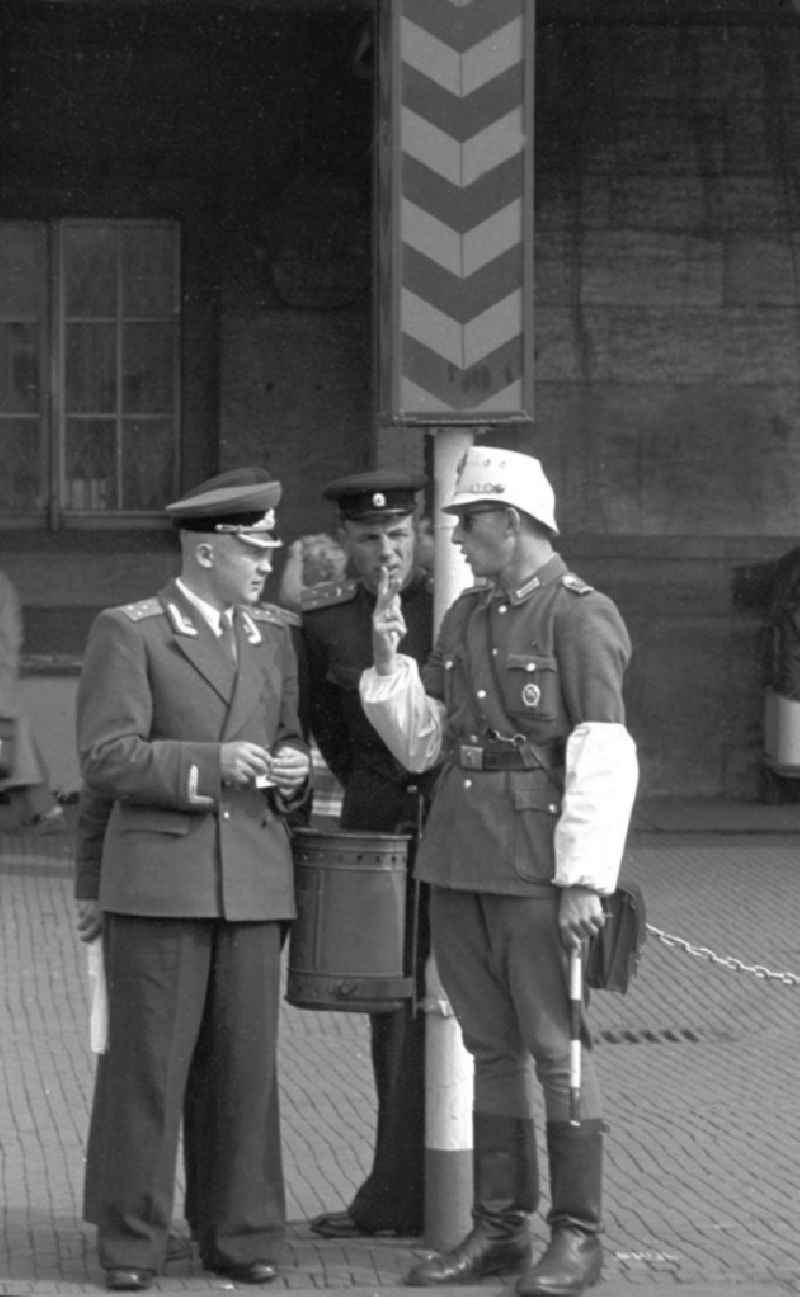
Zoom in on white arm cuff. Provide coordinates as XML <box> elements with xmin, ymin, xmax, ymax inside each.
<box><xmin>360</xmin><ymin>655</ymin><xmax>445</xmax><ymax>772</ymax></box>
<box><xmin>553</xmin><ymin>721</ymin><xmax>638</xmax><ymax>894</ymax></box>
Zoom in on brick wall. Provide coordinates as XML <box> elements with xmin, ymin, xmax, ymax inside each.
<box><xmin>532</xmin><ymin>15</ymin><xmax>800</xmax><ymax>540</ymax></box>
<box><xmin>219</xmin><ymin>11</ymin><xmax>800</xmax><ymax>797</ymax></box>
<box><xmin>523</xmin><ymin>13</ymin><xmax>800</xmax><ymax>796</ymax></box>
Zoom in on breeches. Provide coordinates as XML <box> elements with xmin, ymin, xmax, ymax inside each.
<box><xmin>430</xmin><ymin>888</ymin><xmax>602</xmax><ymax>1124</ymax></box>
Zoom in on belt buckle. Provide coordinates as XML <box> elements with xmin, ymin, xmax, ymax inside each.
<box><xmin>459</xmin><ymin>744</ymin><xmax>484</xmax><ymax>770</ymax></box>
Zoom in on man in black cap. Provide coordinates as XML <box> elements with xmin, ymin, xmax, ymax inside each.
<box><xmin>74</xmin><ymin>468</ymin><xmax>309</xmax><ymax>1291</ymax></box>
<box><xmin>300</xmin><ymin>470</ymin><xmax>437</xmax><ymax>1239</ymax></box>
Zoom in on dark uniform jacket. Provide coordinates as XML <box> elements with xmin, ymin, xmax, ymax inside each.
<box><xmin>415</xmin><ymin>554</ymin><xmax>631</xmax><ymax>894</ymax></box>
<box><xmin>76</xmin><ymin>580</ymin><xmax>306</xmax><ymax>920</ymax></box>
<box><xmin>302</xmin><ymin>570</ymin><xmax>436</xmax><ymax>830</ymax></box>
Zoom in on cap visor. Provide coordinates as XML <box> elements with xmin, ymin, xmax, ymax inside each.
<box><xmin>237</xmin><ymin>535</ymin><xmax>283</xmax><ymax>550</ymax></box>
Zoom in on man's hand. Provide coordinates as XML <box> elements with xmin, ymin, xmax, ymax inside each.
<box><xmin>269</xmin><ymin>745</ymin><xmax>310</xmax><ymax>793</ymax></box>
<box><xmin>220</xmin><ymin>741</ymin><xmax>272</xmax><ymax>788</ymax></box>
<box><xmin>76</xmin><ymin>899</ymin><xmax>103</xmax><ymax>943</ymax></box>
<box><xmin>372</xmin><ymin>565</ymin><xmax>407</xmax><ymax>676</ymax></box>
<box><xmin>558</xmin><ymin>887</ymin><xmax>606</xmax><ymax>952</ymax></box>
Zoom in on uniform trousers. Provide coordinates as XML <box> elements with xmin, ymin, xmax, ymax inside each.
<box><xmin>341</xmin><ymin>775</ymin><xmax>428</xmax><ymax>1234</ymax></box>
<box><xmin>429</xmin><ymin>888</ymin><xmax>602</xmax><ymax>1124</ymax></box>
<box><xmin>84</xmin><ymin>914</ymin><xmax>285</xmax><ymax>1272</ymax></box>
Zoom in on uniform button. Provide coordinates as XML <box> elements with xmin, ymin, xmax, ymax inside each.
<box><xmin>464</xmin><ymin>778</ymin><xmax>472</xmax><ymax>790</ymax></box>
<box><xmin>492</xmin><ymin>648</ymin><xmax>498</xmax><ymax>656</ymax></box>
<box><xmin>548</xmin><ymin>803</ymin><xmax>558</xmax><ymax>814</ymax></box>
<box><xmin>470</xmin><ymin>734</ymin><xmax>478</xmax><ymax>742</ymax></box>
<box><xmin>476</xmin><ymin>688</ymin><xmax>487</xmax><ymax>699</ymax></box>
<box><xmin>222</xmin><ymin>809</ymin><xmax>231</xmax><ymax>821</ymax></box>
<box><xmin>498</xmin><ymin>605</ymin><xmax>508</xmax><ymax>614</ymax></box>
<box><xmin>526</xmin><ymin>662</ymin><xmax>536</xmax><ymax>671</ymax></box>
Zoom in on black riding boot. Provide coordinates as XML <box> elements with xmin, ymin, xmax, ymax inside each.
<box><xmin>517</xmin><ymin>1120</ymin><xmax>604</xmax><ymax>1297</ymax></box>
<box><xmin>405</xmin><ymin>1113</ymin><xmax>537</xmax><ymax>1286</ymax></box>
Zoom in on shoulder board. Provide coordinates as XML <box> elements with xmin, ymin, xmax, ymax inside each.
<box><xmin>118</xmin><ymin>597</ymin><xmax>163</xmax><ymax>622</ymax></box>
<box><xmin>562</xmin><ymin>573</ymin><xmax>594</xmax><ymax>596</ymax></box>
<box><xmin>251</xmin><ymin>603</ymin><xmax>301</xmax><ymax>628</ymax></box>
<box><xmin>301</xmin><ymin>579</ymin><xmax>359</xmax><ymax>612</ymax></box>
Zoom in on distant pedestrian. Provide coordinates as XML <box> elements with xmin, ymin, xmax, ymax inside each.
<box><xmin>277</xmin><ymin>532</ymin><xmax>348</xmax><ymax>611</ymax></box>
<box><xmin>0</xmin><ymin>568</ymin><xmax>65</xmax><ymax>833</ymax></box>
<box><xmin>74</xmin><ymin>467</ymin><xmax>309</xmax><ymax>1292</ymax></box>
<box><xmin>361</xmin><ymin>446</ymin><xmax>638</xmax><ymax>1295</ymax></box>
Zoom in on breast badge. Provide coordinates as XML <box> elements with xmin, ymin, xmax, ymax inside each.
<box><xmin>521</xmin><ymin>682</ymin><xmax>541</xmax><ymax>708</ymax></box>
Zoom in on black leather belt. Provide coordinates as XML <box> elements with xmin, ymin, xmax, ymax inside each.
<box><xmin>455</xmin><ymin>739</ymin><xmax>565</xmax><ymax>772</ymax></box>
<box><xmin>456</xmin><ymin>743</ymin><xmax>530</xmax><ymax>771</ymax></box>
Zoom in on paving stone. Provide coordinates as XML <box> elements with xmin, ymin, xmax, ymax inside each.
<box><xmin>1</xmin><ymin>829</ymin><xmax>799</xmax><ymax>1295</ymax></box>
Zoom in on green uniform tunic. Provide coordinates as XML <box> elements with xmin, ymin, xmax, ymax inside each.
<box><xmin>416</xmin><ymin>554</ymin><xmax>631</xmax><ymax>893</ymax></box>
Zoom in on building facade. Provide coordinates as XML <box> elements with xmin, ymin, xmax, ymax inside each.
<box><xmin>1</xmin><ymin>0</ymin><xmax>797</xmax><ymax>797</ymax></box>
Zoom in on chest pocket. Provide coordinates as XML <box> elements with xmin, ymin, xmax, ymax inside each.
<box><xmin>503</xmin><ymin>653</ymin><xmax>559</xmax><ymax>723</ymax></box>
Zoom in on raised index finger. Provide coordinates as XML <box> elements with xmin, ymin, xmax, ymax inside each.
<box><xmin>375</xmin><ymin>563</ymin><xmax>391</xmax><ymax>609</ymax></box>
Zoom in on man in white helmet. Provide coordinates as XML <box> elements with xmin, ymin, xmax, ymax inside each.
<box><xmin>359</xmin><ymin>446</ymin><xmax>638</xmax><ymax>1297</ymax></box>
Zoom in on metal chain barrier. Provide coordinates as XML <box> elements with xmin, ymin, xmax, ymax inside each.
<box><xmin>646</xmin><ymin>923</ymin><xmax>800</xmax><ymax>986</ymax></box>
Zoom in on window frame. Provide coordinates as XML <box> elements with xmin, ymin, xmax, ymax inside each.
<box><xmin>0</xmin><ymin>220</ymin><xmax>50</xmax><ymax>527</ymax></box>
<box><xmin>0</xmin><ymin>216</ymin><xmax>182</xmax><ymax>531</ymax></box>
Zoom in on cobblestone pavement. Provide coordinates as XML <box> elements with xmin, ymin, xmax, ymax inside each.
<box><xmin>1</xmin><ymin>827</ymin><xmax>799</xmax><ymax>1296</ymax></box>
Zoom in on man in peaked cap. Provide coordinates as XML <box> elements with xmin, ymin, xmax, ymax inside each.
<box><xmin>299</xmin><ymin>469</ymin><xmax>438</xmax><ymax>1239</ymax></box>
<box><xmin>361</xmin><ymin>446</ymin><xmax>638</xmax><ymax>1295</ymax></box>
<box><xmin>74</xmin><ymin>468</ymin><xmax>310</xmax><ymax>1291</ymax></box>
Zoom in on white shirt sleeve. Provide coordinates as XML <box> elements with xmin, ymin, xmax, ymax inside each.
<box><xmin>553</xmin><ymin>721</ymin><xmax>639</xmax><ymax>894</ymax></box>
<box><xmin>360</xmin><ymin>655</ymin><xmax>445</xmax><ymax>772</ymax></box>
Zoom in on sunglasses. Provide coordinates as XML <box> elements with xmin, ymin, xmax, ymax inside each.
<box><xmin>456</xmin><ymin>506</ymin><xmax>508</xmax><ymax>533</ymax></box>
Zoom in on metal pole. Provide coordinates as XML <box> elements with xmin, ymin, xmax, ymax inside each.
<box><xmin>422</xmin><ymin>427</ymin><xmax>475</xmax><ymax>1252</ymax></box>
<box><xmin>569</xmin><ymin>947</ymin><xmax>583</xmax><ymax>1127</ymax></box>
<box><xmin>431</xmin><ymin>430</ymin><xmax>474</xmax><ymax>623</ymax></box>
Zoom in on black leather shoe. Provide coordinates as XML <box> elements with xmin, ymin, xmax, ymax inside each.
<box><xmin>205</xmin><ymin>1259</ymin><xmax>278</xmax><ymax>1284</ymax></box>
<box><xmin>311</xmin><ymin>1207</ymin><xmax>421</xmax><ymax>1238</ymax></box>
<box><xmin>104</xmin><ymin>1270</ymin><xmax>154</xmax><ymax>1292</ymax></box>
<box><xmin>310</xmin><ymin>1208</ymin><xmax>369</xmax><ymax>1238</ymax></box>
<box><xmin>405</xmin><ymin>1224</ymin><xmax>530</xmax><ymax>1286</ymax></box>
<box><xmin>516</xmin><ymin>1227</ymin><xmax>602</xmax><ymax>1296</ymax></box>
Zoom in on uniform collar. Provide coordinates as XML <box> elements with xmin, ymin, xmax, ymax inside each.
<box><xmin>497</xmin><ymin>554</ymin><xmax>567</xmax><ymax>606</ymax></box>
<box><xmin>174</xmin><ymin>577</ymin><xmax>230</xmax><ymax>635</ymax></box>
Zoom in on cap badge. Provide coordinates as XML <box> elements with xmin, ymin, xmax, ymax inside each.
<box><xmin>372</xmin><ymin>492</ymin><xmax>386</xmax><ymax>508</ymax></box>
<box><xmin>521</xmin><ymin>682</ymin><xmax>541</xmax><ymax>709</ymax></box>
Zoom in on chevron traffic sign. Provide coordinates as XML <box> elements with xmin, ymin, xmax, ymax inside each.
<box><xmin>377</xmin><ymin>0</ymin><xmax>534</xmax><ymax>424</ymax></box>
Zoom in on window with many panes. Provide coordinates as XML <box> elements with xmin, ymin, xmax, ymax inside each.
<box><xmin>0</xmin><ymin>219</ymin><xmax>180</xmax><ymax>525</ymax></box>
